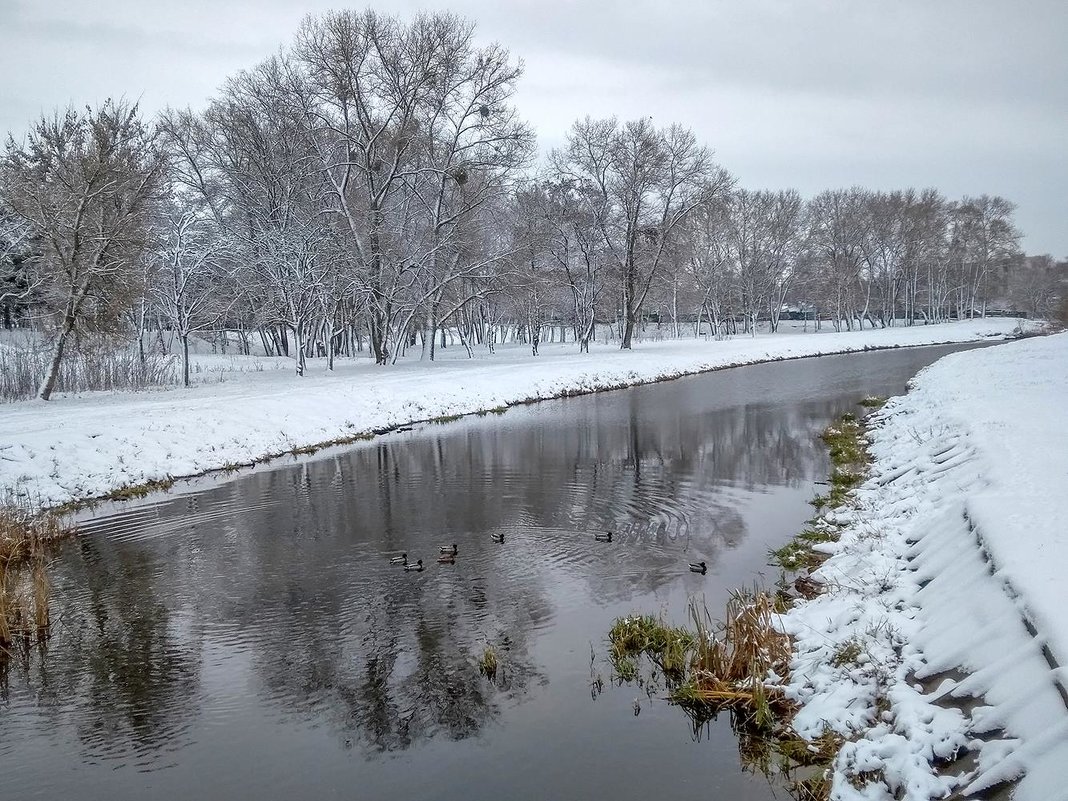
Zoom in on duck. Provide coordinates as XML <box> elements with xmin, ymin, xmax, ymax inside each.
<box><xmin>439</xmin><ymin>543</ymin><xmax>458</xmax><ymax>555</ymax></box>
<box><xmin>490</xmin><ymin>532</ymin><xmax>505</xmax><ymax>544</ymax></box>
<box><xmin>389</xmin><ymin>552</ymin><xmax>408</xmax><ymax>564</ymax></box>
<box><xmin>404</xmin><ymin>559</ymin><xmax>424</xmax><ymax>572</ymax></box>
<box><xmin>689</xmin><ymin>561</ymin><xmax>707</xmax><ymax>575</ymax></box>
<box><xmin>594</xmin><ymin>531</ymin><xmax>613</xmax><ymax>543</ymax></box>
<box><xmin>437</xmin><ymin>553</ymin><xmax>456</xmax><ymax>564</ymax></box>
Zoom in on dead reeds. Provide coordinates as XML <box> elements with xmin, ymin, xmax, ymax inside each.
<box><xmin>608</xmin><ymin>592</ymin><xmax>837</xmax><ymax>800</ymax></box>
<box><xmin>478</xmin><ymin>645</ymin><xmax>499</xmax><ymax>679</ymax></box>
<box><xmin>607</xmin><ymin>590</ymin><xmax>794</xmax><ymax>729</ymax></box>
<box><xmin>676</xmin><ymin>589</ymin><xmax>794</xmax><ymax>729</ymax></box>
<box><xmin>0</xmin><ymin>501</ymin><xmax>71</xmax><ymax>651</ymax></box>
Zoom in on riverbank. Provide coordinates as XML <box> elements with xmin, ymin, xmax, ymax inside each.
<box><xmin>0</xmin><ymin>319</ymin><xmax>1029</xmax><ymax>510</ymax></box>
<box><xmin>780</xmin><ymin>331</ymin><xmax>1068</xmax><ymax>801</ymax></box>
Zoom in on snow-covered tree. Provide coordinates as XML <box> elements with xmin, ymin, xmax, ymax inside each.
<box><xmin>554</xmin><ymin>117</ymin><xmax>730</xmax><ymax>349</ymax></box>
<box><xmin>0</xmin><ymin>100</ymin><xmax>166</xmax><ymax>399</ymax></box>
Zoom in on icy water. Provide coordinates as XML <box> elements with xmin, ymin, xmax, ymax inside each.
<box><xmin>1</xmin><ymin>344</ymin><xmax>985</xmax><ymax>801</ymax></box>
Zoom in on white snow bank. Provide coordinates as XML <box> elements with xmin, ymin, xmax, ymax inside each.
<box><xmin>0</xmin><ymin>319</ymin><xmax>1025</xmax><ymax>509</ymax></box>
<box><xmin>781</xmin><ymin>331</ymin><xmax>1068</xmax><ymax>801</ymax></box>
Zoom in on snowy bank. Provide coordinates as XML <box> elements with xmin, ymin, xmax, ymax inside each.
<box><xmin>781</xmin><ymin>331</ymin><xmax>1068</xmax><ymax>801</ymax></box>
<box><xmin>0</xmin><ymin>319</ymin><xmax>1025</xmax><ymax>509</ymax></box>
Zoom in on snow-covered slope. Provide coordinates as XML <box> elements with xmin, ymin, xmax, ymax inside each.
<box><xmin>0</xmin><ymin>320</ymin><xmax>1022</xmax><ymax>509</ymax></box>
<box><xmin>782</xmin><ymin>331</ymin><xmax>1068</xmax><ymax>801</ymax></box>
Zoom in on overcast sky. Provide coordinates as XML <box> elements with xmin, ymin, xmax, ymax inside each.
<box><xmin>2</xmin><ymin>0</ymin><xmax>1065</xmax><ymax>255</ymax></box>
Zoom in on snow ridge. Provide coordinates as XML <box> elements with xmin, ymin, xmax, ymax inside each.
<box><xmin>781</xmin><ymin>332</ymin><xmax>1068</xmax><ymax>801</ymax></box>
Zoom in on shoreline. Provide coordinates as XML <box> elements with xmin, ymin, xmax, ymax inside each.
<box><xmin>70</xmin><ymin>338</ymin><xmax>1003</xmax><ymax>515</ymax></box>
<box><xmin>0</xmin><ymin>320</ymin><xmax>1029</xmax><ymax>515</ymax></box>
<box><xmin>779</xmin><ymin>331</ymin><xmax>1068</xmax><ymax>801</ymax></box>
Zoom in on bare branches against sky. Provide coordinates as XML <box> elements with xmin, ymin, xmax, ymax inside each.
<box><xmin>1</xmin><ymin>0</ymin><xmax>1065</xmax><ymax>255</ymax></box>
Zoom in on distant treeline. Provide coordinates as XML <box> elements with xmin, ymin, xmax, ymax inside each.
<box><xmin>1</xmin><ymin>9</ymin><xmax>1064</xmax><ymax>399</ymax></box>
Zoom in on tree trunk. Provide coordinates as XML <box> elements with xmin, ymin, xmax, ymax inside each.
<box><xmin>182</xmin><ymin>333</ymin><xmax>191</xmax><ymax>387</ymax></box>
<box><xmin>293</xmin><ymin>322</ymin><xmax>306</xmax><ymax>376</ymax></box>
<box><xmin>38</xmin><ymin>315</ymin><xmax>76</xmax><ymax>401</ymax></box>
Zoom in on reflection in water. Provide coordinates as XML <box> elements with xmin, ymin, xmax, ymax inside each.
<box><xmin>0</xmin><ymin>345</ymin><xmax>983</xmax><ymax>801</ymax></box>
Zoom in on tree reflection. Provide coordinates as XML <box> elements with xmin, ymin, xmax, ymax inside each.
<box><xmin>4</xmin><ymin>374</ymin><xmax>850</xmax><ymax>767</ymax></box>
<box><xmin>3</xmin><ymin>535</ymin><xmax>202</xmax><ymax>764</ymax></box>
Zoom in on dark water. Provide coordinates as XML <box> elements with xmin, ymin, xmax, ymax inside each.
<box><xmin>0</xmin><ymin>345</ymin><xmax>982</xmax><ymax>801</ymax></box>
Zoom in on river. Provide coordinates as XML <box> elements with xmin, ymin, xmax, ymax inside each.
<box><xmin>0</xmin><ymin>344</ymin><xmax>984</xmax><ymax>800</ymax></box>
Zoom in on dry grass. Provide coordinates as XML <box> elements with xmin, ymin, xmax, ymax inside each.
<box><xmin>676</xmin><ymin>589</ymin><xmax>794</xmax><ymax>729</ymax></box>
<box><xmin>0</xmin><ymin>339</ymin><xmax>177</xmax><ymax>402</ymax></box>
<box><xmin>478</xmin><ymin>645</ymin><xmax>499</xmax><ymax>679</ymax></box>
<box><xmin>0</xmin><ymin>502</ymin><xmax>72</xmax><ymax>651</ymax></box>
<box><xmin>0</xmin><ymin>502</ymin><xmax>70</xmax><ymax>562</ymax></box>
<box><xmin>607</xmin><ymin>591</ymin><xmax>838</xmax><ymax>799</ymax></box>
<box><xmin>608</xmin><ymin>591</ymin><xmax>794</xmax><ymax>729</ymax></box>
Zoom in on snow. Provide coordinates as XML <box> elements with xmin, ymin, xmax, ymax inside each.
<box><xmin>0</xmin><ymin>320</ymin><xmax>1026</xmax><ymax>510</ymax></box>
<box><xmin>2</xmin><ymin>317</ymin><xmax>1063</xmax><ymax>795</ymax></box>
<box><xmin>780</xmin><ymin>330</ymin><xmax>1068</xmax><ymax>801</ymax></box>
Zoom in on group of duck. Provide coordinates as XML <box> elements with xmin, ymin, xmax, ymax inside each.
<box><xmin>389</xmin><ymin>543</ymin><xmax>461</xmax><ymax>572</ymax></box>
<box><xmin>389</xmin><ymin>530</ymin><xmax>707</xmax><ymax>575</ymax></box>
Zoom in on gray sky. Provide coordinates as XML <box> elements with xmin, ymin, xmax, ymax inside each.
<box><xmin>2</xmin><ymin>0</ymin><xmax>1065</xmax><ymax>256</ymax></box>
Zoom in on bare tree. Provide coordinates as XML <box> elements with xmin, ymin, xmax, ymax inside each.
<box><xmin>0</xmin><ymin>100</ymin><xmax>165</xmax><ymax>399</ymax></box>
<box><xmin>905</xmin><ymin>189</ymin><xmax>950</xmax><ymax>323</ymax></box>
<box><xmin>293</xmin><ymin>10</ymin><xmax>534</xmax><ymax>363</ymax></box>
<box><xmin>531</xmin><ymin>180</ymin><xmax>607</xmax><ymax>352</ymax></box>
<box><xmin>804</xmin><ymin>188</ymin><xmax>869</xmax><ymax>330</ymax></box>
<box><xmin>1008</xmin><ymin>254</ymin><xmax>1064</xmax><ymax>319</ymax></box>
<box><xmin>723</xmin><ymin>189</ymin><xmax>802</xmax><ymax>334</ymax></box>
<box><xmin>951</xmin><ymin>195</ymin><xmax>1021</xmax><ymax>317</ymax></box>
<box><xmin>555</xmin><ymin>117</ymin><xmax>730</xmax><ymax>349</ymax></box>
<box><xmin>156</xmin><ymin>198</ymin><xmax>234</xmax><ymax>386</ymax></box>
<box><xmin>293</xmin><ymin>9</ymin><xmax>430</xmax><ymax>365</ymax></box>
<box><xmin>164</xmin><ymin>57</ymin><xmax>336</xmax><ymax>376</ymax></box>
<box><xmin>685</xmin><ymin>198</ymin><xmax>734</xmax><ymax>337</ymax></box>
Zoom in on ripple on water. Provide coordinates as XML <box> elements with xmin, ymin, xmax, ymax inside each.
<box><xmin>19</xmin><ymin>346</ymin><xmax>980</xmax><ymax>801</ymax></box>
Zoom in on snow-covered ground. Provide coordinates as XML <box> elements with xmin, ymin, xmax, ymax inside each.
<box><xmin>0</xmin><ymin>319</ymin><xmax>1025</xmax><ymax>509</ymax></box>
<box><xmin>781</xmin><ymin>331</ymin><xmax>1068</xmax><ymax>801</ymax></box>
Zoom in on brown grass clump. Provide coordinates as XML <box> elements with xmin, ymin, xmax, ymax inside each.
<box><xmin>607</xmin><ymin>591</ymin><xmax>840</xmax><ymax>800</ymax></box>
<box><xmin>0</xmin><ymin>503</ymin><xmax>72</xmax><ymax>651</ymax></box>
<box><xmin>675</xmin><ymin>589</ymin><xmax>794</xmax><ymax>729</ymax></box>
<box><xmin>478</xmin><ymin>645</ymin><xmax>499</xmax><ymax>679</ymax></box>
<box><xmin>608</xmin><ymin>591</ymin><xmax>794</xmax><ymax>728</ymax></box>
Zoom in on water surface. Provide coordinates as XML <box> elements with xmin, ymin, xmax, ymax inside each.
<box><xmin>1</xmin><ymin>344</ymin><xmax>984</xmax><ymax>800</ymax></box>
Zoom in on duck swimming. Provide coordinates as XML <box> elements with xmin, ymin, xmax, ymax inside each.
<box><xmin>439</xmin><ymin>544</ymin><xmax>458</xmax><ymax>555</ymax></box>
<box><xmin>689</xmin><ymin>561</ymin><xmax>707</xmax><ymax>575</ymax></box>
<box><xmin>594</xmin><ymin>531</ymin><xmax>612</xmax><ymax>543</ymax></box>
<box><xmin>389</xmin><ymin>553</ymin><xmax>407</xmax><ymax>564</ymax></box>
<box><xmin>490</xmin><ymin>532</ymin><xmax>505</xmax><ymax>544</ymax></box>
<box><xmin>404</xmin><ymin>559</ymin><xmax>424</xmax><ymax>572</ymax></box>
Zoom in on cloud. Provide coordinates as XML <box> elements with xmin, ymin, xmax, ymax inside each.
<box><xmin>1</xmin><ymin>0</ymin><xmax>1065</xmax><ymax>255</ymax></box>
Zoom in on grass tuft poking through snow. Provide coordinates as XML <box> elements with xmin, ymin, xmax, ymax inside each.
<box><xmin>780</xmin><ymin>332</ymin><xmax>1068</xmax><ymax>801</ymax></box>
<box><xmin>771</xmin><ymin>405</ymin><xmax>879</xmax><ymax>574</ymax></box>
